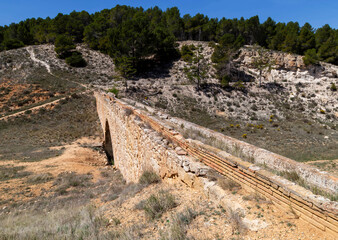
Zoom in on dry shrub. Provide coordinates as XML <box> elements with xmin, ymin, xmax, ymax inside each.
<box><xmin>139</xmin><ymin>171</ymin><xmax>161</xmax><ymax>185</ymax></box>
<box><xmin>142</xmin><ymin>190</ymin><xmax>177</xmax><ymax>220</ymax></box>
<box><xmin>160</xmin><ymin>208</ymin><xmax>197</xmax><ymax>240</ymax></box>
<box><xmin>218</xmin><ymin>177</ymin><xmax>241</xmax><ymax>191</ymax></box>
<box><xmin>0</xmin><ymin>165</ymin><xmax>31</xmax><ymax>181</ymax></box>
<box><xmin>53</xmin><ymin>172</ymin><xmax>93</xmax><ymax>196</ymax></box>
<box><xmin>242</xmin><ymin>191</ymin><xmax>268</xmax><ymax>203</ymax></box>
<box><xmin>124</xmin><ymin>108</ymin><xmax>133</xmax><ymax>116</ymax></box>
<box><xmin>228</xmin><ymin>208</ymin><xmax>247</xmax><ymax>235</ymax></box>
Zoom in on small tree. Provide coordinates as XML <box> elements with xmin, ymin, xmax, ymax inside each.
<box><xmin>211</xmin><ymin>34</ymin><xmax>245</xmax><ymax>86</ymax></box>
<box><xmin>115</xmin><ymin>56</ymin><xmax>137</xmax><ymax>93</ymax></box>
<box><xmin>252</xmin><ymin>46</ymin><xmax>274</xmax><ymax>86</ymax></box>
<box><xmin>184</xmin><ymin>45</ymin><xmax>208</xmax><ymax>90</ymax></box>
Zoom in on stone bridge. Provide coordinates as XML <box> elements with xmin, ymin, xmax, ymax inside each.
<box><xmin>95</xmin><ymin>91</ymin><xmax>337</xmax><ymax>236</ymax></box>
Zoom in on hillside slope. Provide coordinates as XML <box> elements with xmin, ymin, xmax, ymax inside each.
<box><xmin>0</xmin><ymin>42</ymin><xmax>337</xmax><ymax>164</ymax></box>
<box><xmin>124</xmin><ymin>41</ymin><xmax>338</xmax><ymax>164</ymax></box>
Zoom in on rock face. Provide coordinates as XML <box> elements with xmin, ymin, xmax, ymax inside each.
<box><xmin>233</xmin><ymin>45</ymin><xmax>338</xmax><ymax>123</ymax></box>
<box><xmin>237</xmin><ymin>45</ymin><xmax>338</xmax><ymax>78</ymax></box>
<box><xmin>238</xmin><ymin>46</ymin><xmax>306</xmax><ymax>70</ymax></box>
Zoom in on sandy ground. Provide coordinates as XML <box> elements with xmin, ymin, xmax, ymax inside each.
<box><xmin>0</xmin><ymin>137</ymin><xmax>334</xmax><ymax>239</ymax></box>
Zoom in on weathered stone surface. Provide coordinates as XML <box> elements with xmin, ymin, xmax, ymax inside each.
<box><xmin>169</xmin><ymin>116</ymin><xmax>337</xmax><ymax>194</ymax></box>
<box><xmin>95</xmin><ymin>91</ymin><xmax>338</xmax><ymax>235</ymax></box>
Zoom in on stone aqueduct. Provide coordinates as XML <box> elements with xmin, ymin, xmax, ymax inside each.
<box><xmin>95</xmin><ymin>91</ymin><xmax>337</xmax><ymax>236</ymax></box>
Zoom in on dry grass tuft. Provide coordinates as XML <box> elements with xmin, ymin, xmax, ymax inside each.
<box><xmin>160</xmin><ymin>208</ymin><xmax>197</xmax><ymax>240</ymax></box>
<box><xmin>139</xmin><ymin>171</ymin><xmax>161</xmax><ymax>185</ymax></box>
<box><xmin>140</xmin><ymin>190</ymin><xmax>177</xmax><ymax>220</ymax></box>
<box><xmin>0</xmin><ymin>204</ymin><xmax>114</xmax><ymax>240</ymax></box>
<box><xmin>27</xmin><ymin>172</ymin><xmax>53</xmax><ymax>184</ymax></box>
<box><xmin>53</xmin><ymin>172</ymin><xmax>93</xmax><ymax>196</ymax></box>
<box><xmin>0</xmin><ymin>165</ymin><xmax>32</xmax><ymax>181</ymax></box>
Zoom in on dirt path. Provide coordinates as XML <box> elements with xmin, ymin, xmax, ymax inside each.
<box><xmin>27</xmin><ymin>47</ymin><xmax>53</xmax><ymax>75</ymax></box>
<box><xmin>0</xmin><ymin>96</ymin><xmax>66</xmax><ymax>121</ymax></box>
<box><xmin>0</xmin><ymin>90</ymin><xmax>92</xmax><ymax>121</ymax></box>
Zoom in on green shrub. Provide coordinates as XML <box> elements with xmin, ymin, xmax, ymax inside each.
<box><xmin>65</xmin><ymin>52</ymin><xmax>87</xmax><ymax>67</ymax></box>
<box><xmin>180</xmin><ymin>45</ymin><xmax>194</xmax><ymax>62</ymax></box>
<box><xmin>53</xmin><ymin>172</ymin><xmax>93</xmax><ymax>196</ymax></box>
<box><xmin>233</xmin><ymin>81</ymin><xmax>245</xmax><ymax>90</ymax></box>
<box><xmin>0</xmin><ymin>165</ymin><xmax>31</xmax><ymax>181</ymax></box>
<box><xmin>330</xmin><ymin>83</ymin><xmax>337</xmax><ymax>91</ymax></box>
<box><xmin>181</xmin><ymin>45</ymin><xmax>192</xmax><ymax>55</ymax></box>
<box><xmin>181</xmin><ymin>54</ymin><xmax>192</xmax><ymax>62</ymax></box>
<box><xmin>208</xmin><ymin>41</ymin><xmax>216</xmax><ymax>48</ymax></box>
<box><xmin>279</xmin><ymin>171</ymin><xmax>301</xmax><ymax>183</ymax></box>
<box><xmin>139</xmin><ymin>171</ymin><xmax>161</xmax><ymax>185</ymax></box>
<box><xmin>2</xmin><ymin>38</ymin><xmax>24</xmax><ymax>50</ymax></box>
<box><xmin>220</xmin><ymin>75</ymin><xmax>230</xmax><ymax>88</ymax></box>
<box><xmin>188</xmin><ymin>44</ymin><xmax>197</xmax><ymax>51</ymax></box>
<box><xmin>108</xmin><ymin>87</ymin><xmax>119</xmax><ymax>97</ymax></box>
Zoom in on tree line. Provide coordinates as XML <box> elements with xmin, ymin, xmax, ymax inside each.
<box><xmin>0</xmin><ymin>5</ymin><xmax>337</xmax><ymax>73</ymax></box>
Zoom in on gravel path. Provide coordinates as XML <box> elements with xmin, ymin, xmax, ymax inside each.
<box><xmin>27</xmin><ymin>47</ymin><xmax>53</xmax><ymax>75</ymax></box>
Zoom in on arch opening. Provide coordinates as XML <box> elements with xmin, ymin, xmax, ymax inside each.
<box><xmin>103</xmin><ymin>120</ymin><xmax>114</xmax><ymax>165</ymax></box>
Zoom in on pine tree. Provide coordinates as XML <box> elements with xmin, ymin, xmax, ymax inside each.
<box><xmin>303</xmin><ymin>49</ymin><xmax>319</xmax><ymax>65</ymax></box>
<box><xmin>298</xmin><ymin>23</ymin><xmax>315</xmax><ymax>55</ymax></box>
<box><xmin>184</xmin><ymin>45</ymin><xmax>208</xmax><ymax>90</ymax></box>
<box><xmin>252</xmin><ymin>45</ymin><xmax>274</xmax><ymax>86</ymax></box>
<box><xmin>282</xmin><ymin>22</ymin><xmax>300</xmax><ymax>53</ymax></box>
<box><xmin>54</xmin><ymin>34</ymin><xmax>75</xmax><ymax>58</ymax></box>
<box><xmin>115</xmin><ymin>56</ymin><xmax>137</xmax><ymax>92</ymax></box>
<box><xmin>261</xmin><ymin>17</ymin><xmax>276</xmax><ymax>47</ymax></box>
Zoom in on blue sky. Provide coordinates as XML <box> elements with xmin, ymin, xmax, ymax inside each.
<box><xmin>1</xmin><ymin>0</ymin><xmax>337</xmax><ymax>29</ymax></box>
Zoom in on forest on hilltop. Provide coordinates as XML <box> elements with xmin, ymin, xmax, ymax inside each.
<box><xmin>0</xmin><ymin>5</ymin><xmax>337</xmax><ymax>75</ymax></box>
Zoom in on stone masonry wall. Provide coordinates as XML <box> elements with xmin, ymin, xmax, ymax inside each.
<box><xmin>95</xmin><ymin>92</ymin><xmax>208</xmax><ymax>182</ymax></box>
<box><xmin>95</xmin><ymin>91</ymin><xmax>337</xmax><ymax>236</ymax></box>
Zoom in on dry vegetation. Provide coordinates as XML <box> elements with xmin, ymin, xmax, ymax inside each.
<box><xmin>0</xmin><ymin>93</ymin><xmax>101</xmax><ymax>162</ymax></box>
<box><xmin>1</xmin><ymin>43</ymin><xmax>337</xmax><ymax>164</ymax></box>
<box><xmin>0</xmin><ymin>43</ymin><xmax>336</xmax><ymax>239</ymax></box>
<box><xmin>0</xmin><ymin>147</ymin><xmax>332</xmax><ymax>240</ymax></box>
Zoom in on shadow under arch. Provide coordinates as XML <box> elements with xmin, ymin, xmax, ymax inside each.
<box><xmin>103</xmin><ymin>120</ymin><xmax>114</xmax><ymax>165</ymax></box>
